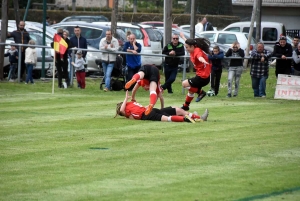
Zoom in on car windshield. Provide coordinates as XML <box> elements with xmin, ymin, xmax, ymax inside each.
<box><xmin>28</xmin><ymin>31</ymin><xmax>53</xmax><ymax>45</ymax></box>
<box><xmin>143</xmin><ymin>28</ymin><xmax>159</xmax><ymax>41</ymax></box>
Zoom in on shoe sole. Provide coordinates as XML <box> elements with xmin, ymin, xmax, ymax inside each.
<box><xmin>195</xmin><ymin>93</ymin><xmax>207</xmax><ymax>102</ymax></box>
<box><xmin>184</xmin><ymin>115</ymin><xmax>195</xmax><ymax>123</ymax></box>
<box><xmin>125</xmin><ymin>79</ymin><xmax>136</xmax><ymax>90</ymax></box>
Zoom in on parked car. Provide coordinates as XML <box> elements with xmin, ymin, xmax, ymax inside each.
<box><xmin>140</xmin><ymin>21</ymin><xmax>179</xmax><ymax>29</ymax></box>
<box><xmin>197</xmin><ymin>31</ymin><xmax>256</xmax><ymax>52</ymax></box>
<box><xmin>51</xmin><ymin>21</ymin><xmax>126</xmax><ymax>50</ymax></box>
<box><xmin>60</xmin><ymin>15</ymin><xmax>109</xmax><ymax>23</ymax></box>
<box><xmin>93</xmin><ymin>22</ymin><xmax>163</xmax><ymax>67</ymax></box>
<box><xmin>179</xmin><ymin>24</ymin><xmax>218</xmax><ymax>32</ymax></box>
<box><xmin>222</xmin><ymin>21</ymin><xmax>286</xmax><ymax>46</ymax></box>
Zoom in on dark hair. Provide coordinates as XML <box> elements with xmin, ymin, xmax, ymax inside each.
<box><xmin>185</xmin><ymin>38</ymin><xmax>211</xmax><ymax>54</ymax></box>
<box><xmin>294</xmin><ymin>36</ymin><xmax>299</xmax><ymax>39</ymax></box>
<box><xmin>74</xmin><ymin>26</ymin><xmax>80</xmax><ymax>29</ymax></box>
<box><xmin>213</xmin><ymin>46</ymin><xmax>220</xmax><ymax>51</ymax></box>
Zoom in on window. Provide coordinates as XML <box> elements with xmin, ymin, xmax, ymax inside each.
<box><xmin>224</xmin><ymin>27</ymin><xmax>240</xmax><ymax>32</ymax></box>
<box><xmin>218</xmin><ymin>34</ymin><xmax>237</xmax><ymax>44</ymax></box>
<box><xmin>200</xmin><ymin>33</ymin><xmax>216</xmax><ymax>42</ymax></box>
<box><xmin>244</xmin><ymin>33</ymin><xmax>257</xmax><ymax>44</ymax></box>
<box><xmin>243</xmin><ymin>27</ymin><xmax>256</xmax><ymax>38</ymax></box>
<box><xmin>262</xmin><ymin>28</ymin><xmax>278</xmax><ymax>41</ymax></box>
<box><xmin>144</xmin><ymin>28</ymin><xmax>159</xmax><ymax>41</ymax></box>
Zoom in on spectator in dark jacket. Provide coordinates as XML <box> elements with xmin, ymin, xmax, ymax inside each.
<box><xmin>4</xmin><ymin>44</ymin><xmax>18</xmax><ymax>81</ymax></box>
<box><xmin>161</xmin><ymin>34</ymin><xmax>185</xmax><ymax>93</ymax></box>
<box><xmin>225</xmin><ymin>41</ymin><xmax>245</xmax><ymax>97</ymax></box>
<box><xmin>7</xmin><ymin>21</ymin><xmax>31</xmax><ymax>79</ymax></box>
<box><xmin>272</xmin><ymin>36</ymin><xmax>293</xmax><ymax>77</ymax></box>
<box><xmin>203</xmin><ymin>17</ymin><xmax>214</xmax><ymax>31</ymax></box>
<box><xmin>208</xmin><ymin>46</ymin><xmax>224</xmax><ymax>96</ymax></box>
<box><xmin>292</xmin><ymin>42</ymin><xmax>300</xmax><ymax>76</ymax></box>
<box><xmin>69</xmin><ymin>26</ymin><xmax>88</xmax><ymax>87</ymax></box>
<box><xmin>250</xmin><ymin>42</ymin><xmax>272</xmax><ymax>97</ymax></box>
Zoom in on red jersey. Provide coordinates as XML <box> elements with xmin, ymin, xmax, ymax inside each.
<box><xmin>190</xmin><ymin>47</ymin><xmax>211</xmax><ymax>78</ymax></box>
<box><xmin>137</xmin><ymin>79</ymin><xmax>163</xmax><ymax>95</ymax></box>
<box><xmin>124</xmin><ymin>101</ymin><xmax>146</xmax><ymax>120</ymax></box>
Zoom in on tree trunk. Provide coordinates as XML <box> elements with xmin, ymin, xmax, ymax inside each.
<box><xmin>0</xmin><ymin>0</ymin><xmax>9</xmax><ymax>80</ymax></box>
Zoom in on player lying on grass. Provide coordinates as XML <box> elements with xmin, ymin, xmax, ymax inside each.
<box><xmin>114</xmin><ymin>91</ymin><xmax>209</xmax><ymax>123</ymax></box>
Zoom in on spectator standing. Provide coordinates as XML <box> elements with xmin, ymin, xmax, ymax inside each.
<box><xmin>250</xmin><ymin>42</ymin><xmax>272</xmax><ymax>98</ymax></box>
<box><xmin>46</xmin><ymin>16</ymin><xmax>51</xmax><ymax>26</ymax></box>
<box><xmin>123</xmin><ymin>34</ymin><xmax>142</xmax><ymax>88</ymax></box>
<box><xmin>69</xmin><ymin>26</ymin><xmax>88</xmax><ymax>87</ymax></box>
<box><xmin>71</xmin><ymin>50</ymin><xmax>86</xmax><ymax>89</ymax></box>
<box><xmin>195</xmin><ymin>17</ymin><xmax>204</xmax><ymax>35</ymax></box>
<box><xmin>292</xmin><ymin>42</ymin><xmax>300</xmax><ymax>76</ymax></box>
<box><xmin>62</xmin><ymin>30</ymin><xmax>71</xmax><ymax>87</ymax></box>
<box><xmin>7</xmin><ymin>21</ymin><xmax>31</xmax><ymax>80</ymax></box>
<box><xmin>24</xmin><ymin>40</ymin><xmax>37</xmax><ymax>84</ymax></box>
<box><xmin>99</xmin><ymin>30</ymin><xmax>119</xmax><ymax>91</ymax></box>
<box><xmin>161</xmin><ymin>34</ymin><xmax>185</xmax><ymax>94</ymax></box>
<box><xmin>203</xmin><ymin>17</ymin><xmax>214</xmax><ymax>31</ymax></box>
<box><xmin>208</xmin><ymin>46</ymin><xmax>224</xmax><ymax>96</ymax></box>
<box><xmin>272</xmin><ymin>36</ymin><xmax>293</xmax><ymax>77</ymax></box>
<box><xmin>4</xmin><ymin>44</ymin><xmax>18</xmax><ymax>81</ymax></box>
<box><xmin>51</xmin><ymin>28</ymin><xmax>67</xmax><ymax>88</ymax></box>
<box><xmin>225</xmin><ymin>41</ymin><xmax>245</xmax><ymax>97</ymax></box>
<box><xmin>292</xmin><ymin>36</ymin><xmax>299</xmax><ymax>51</ymax></box>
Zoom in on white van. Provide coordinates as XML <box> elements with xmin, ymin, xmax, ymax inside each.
<box><xmin>222</xmin><ymin>21</ymin><xmax>286</xmax><ymax>46</ymax></box>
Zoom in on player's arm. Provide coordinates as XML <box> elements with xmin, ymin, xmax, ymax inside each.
<box><xmin>131</xmin><ymin>83</ymin><xmax>140</xmax><ymax>101</ymax></box>
<box><xmin>158</xmin><ymin>92</ymin><xmax>164</xmax><ymax>109</ymax></box>
<box><xmin>120</xmin><ymin>90</ymin><xmax>131</xmax><ymax>115</ymax></box>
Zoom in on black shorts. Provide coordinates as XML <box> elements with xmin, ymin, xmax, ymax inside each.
<box><xmin>139</xmin><ymin>65</ymin><xmax>160</xmax><ymax>84</ymax></box>
<box><xmin>141</xmin><ymin>107</ymin><xmax>176</xmax><ymax>121</ymax></box>
<box><xmin>188</xmin><ymin>76</ymin><xmax>210</xmax><ymax>89</ymax></box>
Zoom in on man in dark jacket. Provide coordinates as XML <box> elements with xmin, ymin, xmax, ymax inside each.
<box><xmin>208</xmin><ymin>46</ymin><xmax>224</xmax><ymax>96</ymax></box>
<box><xmin>69</xmin><ymin>26</ymin><xmax>87</xmax><ymax>87</ymax></box>
<box><xmin>161</xmin><ymin>34</ymin><xmax>185</xmax><ymax>93</ymax></box>
<box><xmin>272</xmin><ymin>36</ymin><xmax>293</xmax><ymax>78</ymax></box>
<box><xmin>7</xmin><ymin>21</ymin><xmax>31</xmax><ymax>79</ymax></box>
<box><xmin>203</xmin><ymin>17</ymin><xmax>214</xmax><ymax>31</ymax></box>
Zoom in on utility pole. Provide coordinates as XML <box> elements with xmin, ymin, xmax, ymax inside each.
<box><xmin>243</xmin><ymin>0</ymin><xmax>257</xmax><ymax>68</ymax></box>
<box><xmin>133</xmin><ymin>0</ymin><xmax>137</xmax><ymax>13</ymax></box>
<box><xmin>72</xmin><ymin>0</ymin><xmax>76</xmax><ymax>11</ymax></box>
<box><xmin>13</xmin><ymin>0</ymin><xmax>20</xmax><ymax>27</ymax></box>
<box><xmin>111</xmin><ymin>0</ymin><xmax>118</xmax><ymax>37</ymax></box>
<box><xmin>163</xmin><ymin>0</ymin><xmax>172</xmax><ymax>48</ymax></box>
<box><xmin>0</xmin><ymin>0</ymin><xmax>8</xmax><ymax>80</ymax></box>
<box><xmin>190</xmin><ymin>0</ymin><xmax>195</xmax><ymax>39</ymax></box>
<box><xmin>255</xmin><ymin>0</ymin><xmax>262</xmax><ymax>42</ymax></box>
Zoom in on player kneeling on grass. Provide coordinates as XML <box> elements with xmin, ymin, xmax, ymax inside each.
<box><xmin>114</xmin><ymin>91</ymin><xmax>209</xmax><ymax>123</ymax></box>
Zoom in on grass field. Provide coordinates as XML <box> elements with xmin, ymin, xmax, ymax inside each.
<box><xmin>0</xmin><ymin>68</ymin><xmax>300</xmax><ymax>201</ymax></box>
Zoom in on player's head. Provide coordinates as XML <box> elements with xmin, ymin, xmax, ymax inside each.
<box><xmin>114</xmin><ymin>102</ymin><xmax>124</xmax><ymax>118</ymax></box>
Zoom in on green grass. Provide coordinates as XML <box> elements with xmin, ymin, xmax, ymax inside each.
<box><xmin>0</xmin><ymin>68</ymin><xmax>300</xmax><ymax>201</ymax></box>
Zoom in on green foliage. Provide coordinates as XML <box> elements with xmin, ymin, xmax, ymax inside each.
<box><xmin>0</xmin><ymin>68</ymin><xmax>300</xmax><ymax>200</ymax></box>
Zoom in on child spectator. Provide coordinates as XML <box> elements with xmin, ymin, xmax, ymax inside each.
<box><xmin>208</xmin><ymin>46</ymin><xmax>224</xmax><ymax>96</ymax></box>
<box><xmin>4</xmin><ymin>44</ymin><xmax>18</xmax><ymax>81</ymax></box>
<box><xmin>71</xmin><ymin>50</ymin><xmax>86</xmax><ymax>89</ymax></box>
<box><xmin>24</xmin><ymin>40</ymin><xmax>37</xmax><ymax>84</ymax></box>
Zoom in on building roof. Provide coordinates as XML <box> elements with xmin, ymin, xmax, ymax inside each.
<box><xmin>232</xmin><ymin>0</ymin><xmax>300</xmax><ymax>7</ymax></box>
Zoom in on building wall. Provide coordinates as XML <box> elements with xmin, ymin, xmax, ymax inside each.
<box><xmin>55</xmin><ymin>0</ymin><xmax>127</xmax><ymax>8</ymax></box>
<box><xmin>232</xmin><ymin>6</ymin><xmax>300</xmax><ymax>29</ymax></box>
